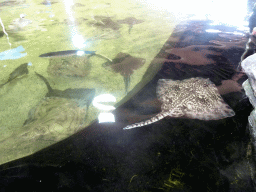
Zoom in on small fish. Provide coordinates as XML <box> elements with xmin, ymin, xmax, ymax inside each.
<box><xmin>35</xmin><ymin>72</ymin><xmax>95</xmax><ymax>111</ymax></box>
<box><xmin>39</xmin><ymin>50</ymin><xmax>96</xmax><ymax>58</ymax></box>
<box><xmin>0</xmin><ymin>63</ymin><xmax>29</xmax><ymax>88</ymax></box>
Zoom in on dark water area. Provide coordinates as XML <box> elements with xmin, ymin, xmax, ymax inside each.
<box><xmin>0</xmin><ymin>20</ymin><xmax>254</xmax><ymax>192</ymax></box>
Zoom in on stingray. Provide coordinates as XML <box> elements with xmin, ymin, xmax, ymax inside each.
<box><xmin>91</xmin><ymin>16</ymin><xmax>120</xmax><ymax>31</ymax></box>
<box><xmin>117</xmin><ymin>17</ymin><xmax>144</xmax><ymax>34</ymax></box>
<box><xmin>22</xmin><ymin>97</ymin><xmax>87</xmax><ymax>141</ymax></box>
<box><xmin>103</xmin><ymin>52</ymin><xmax>146</xmax><ymax>94</ymax></box>
<box><xmin>0</xmin><ymin>63</ymin><xmax>29</xmax><ymax>88</ymax></box>
<box><xmin>123</xmin><ymin>77</ymin><xmax>235</xmax><ymax>130</ymax></box>
<box><xmin>35</xmin><ymin>72</ymin><xmax>95</xmax><ymax>112</ymax></box>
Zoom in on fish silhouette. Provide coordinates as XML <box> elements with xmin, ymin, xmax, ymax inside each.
<box><xmin>39</xmin><ymin>50</ymin><xmax>112</xmax><ymax>62</ymax></box>
<box><xmin>0</xmin><ymin>63</ymin><xmax>29</xmax><ymax>88</ymax></box>
<box><xmin>39</xmin><ymin>50</ymin><xmax>96</xmax><ymax>58</ymax></box>
<box><xmin>92</xmin><ymin>16</ymin><xmax>120</xmax><ymax>31</ymax></box>
<box><xmin>103</xmin><ymin>52</ymin><xmax>146</xmax><ymax>94</ymax></box>
<box><xmin>35</xmin><ymin>72</ymin><xmax>95</xmax><ymax>111</ymax></box>
<box><xmin>117</xmin><ymin>17</ymin><xmax>144</xmax><ymax>34</ymax></box>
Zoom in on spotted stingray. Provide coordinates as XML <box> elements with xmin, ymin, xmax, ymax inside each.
<box><xmin>123</xmin><ymin>77</ymin><xmax>235</xmax><ymax>130</ymax></box>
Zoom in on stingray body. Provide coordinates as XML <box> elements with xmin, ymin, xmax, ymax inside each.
<box><xmin>123</xmin><ymin>77</ymin><xmax>235</xmax><ymax>130</ymax></box>
<box><xmin>103</xmin><ymin>52</ymin><xmax>145</xmax><ymax>94</ymax></box>
<box><xmin>35</xmin><ymin>72</ymin><xmax>95</xmax><ymax>110</ymax></box>
<box><xmin>117</xmin><ymin>17</ymin><xmax>144</xmax><ymax>34</ymax></box>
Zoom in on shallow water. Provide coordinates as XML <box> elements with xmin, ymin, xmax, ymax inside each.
<box><xmin>0</xmin><ymin>0</ymin><xmax>177</xmax><ymax>165</ymax></box>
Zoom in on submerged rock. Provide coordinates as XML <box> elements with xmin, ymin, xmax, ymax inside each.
<box><xmin>22</xmin><ymin>97</ymin><xmax>86</xmax><ymax>141</ymax></box>
<box><xmin>47</xmin><ymin>55</ymin><xmax>91</xmax><ymax>77</ymax></box>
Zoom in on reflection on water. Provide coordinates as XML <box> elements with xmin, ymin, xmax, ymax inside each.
<box><xmin>93</xmin><ymin>93</ymin><xmax>116</xmax><ymax>123</ymax></box>
<box><xmin>0</xmin><ymin>0</ymin><xmax>176</xmax><ymax>165</ymax></box>
<box><xmin>141</xmin><ymin>0</ymin><xmax>247</xmax><ymax>28</ymax></box>
<box><xmin>0</xmin><ymin>45</ymin><xmax>27</xmax><ymax>60</ymax></box>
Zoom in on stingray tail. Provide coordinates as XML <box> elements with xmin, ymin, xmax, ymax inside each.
<box><xmin>0</xmin><ymin>81</ymin><xmax>8</xmax><ymax>88</ymax></box>
<box><xmin>123</xmin><ymin>112</ymin><xmax>169</xmax><ymax>130</ymax></box>
<box><xmin>35</xmin><ymin>72</ymin><xmax>53</xmax><ymax>93</ymax></box>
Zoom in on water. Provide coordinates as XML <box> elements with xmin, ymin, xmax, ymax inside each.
<box><xmin>0</xmin><ymin>0</ymin><xmax>176</xmax><ymax>165</ymax></box>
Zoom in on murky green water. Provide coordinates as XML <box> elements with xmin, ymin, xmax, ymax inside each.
<box><xmin>0</xmin><ymin>0</ymin><xmax>177</xmax><ymax>165</ymax></box>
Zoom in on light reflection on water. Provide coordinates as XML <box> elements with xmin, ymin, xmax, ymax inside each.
<box><xmin>140</xmin><ymin>0</ymin><xmax>248</xmax><ymax>28</ymax></box>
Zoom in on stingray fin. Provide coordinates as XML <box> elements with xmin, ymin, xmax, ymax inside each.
<box><xmin>184</xmin><ymin>100</ymin><xmax>235</xmax><ymax>120</ymax></box>
<box><xmin>156</xmin><ymin>79</ymin><xmax>174</xmax><ymax>100</ymax></box>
